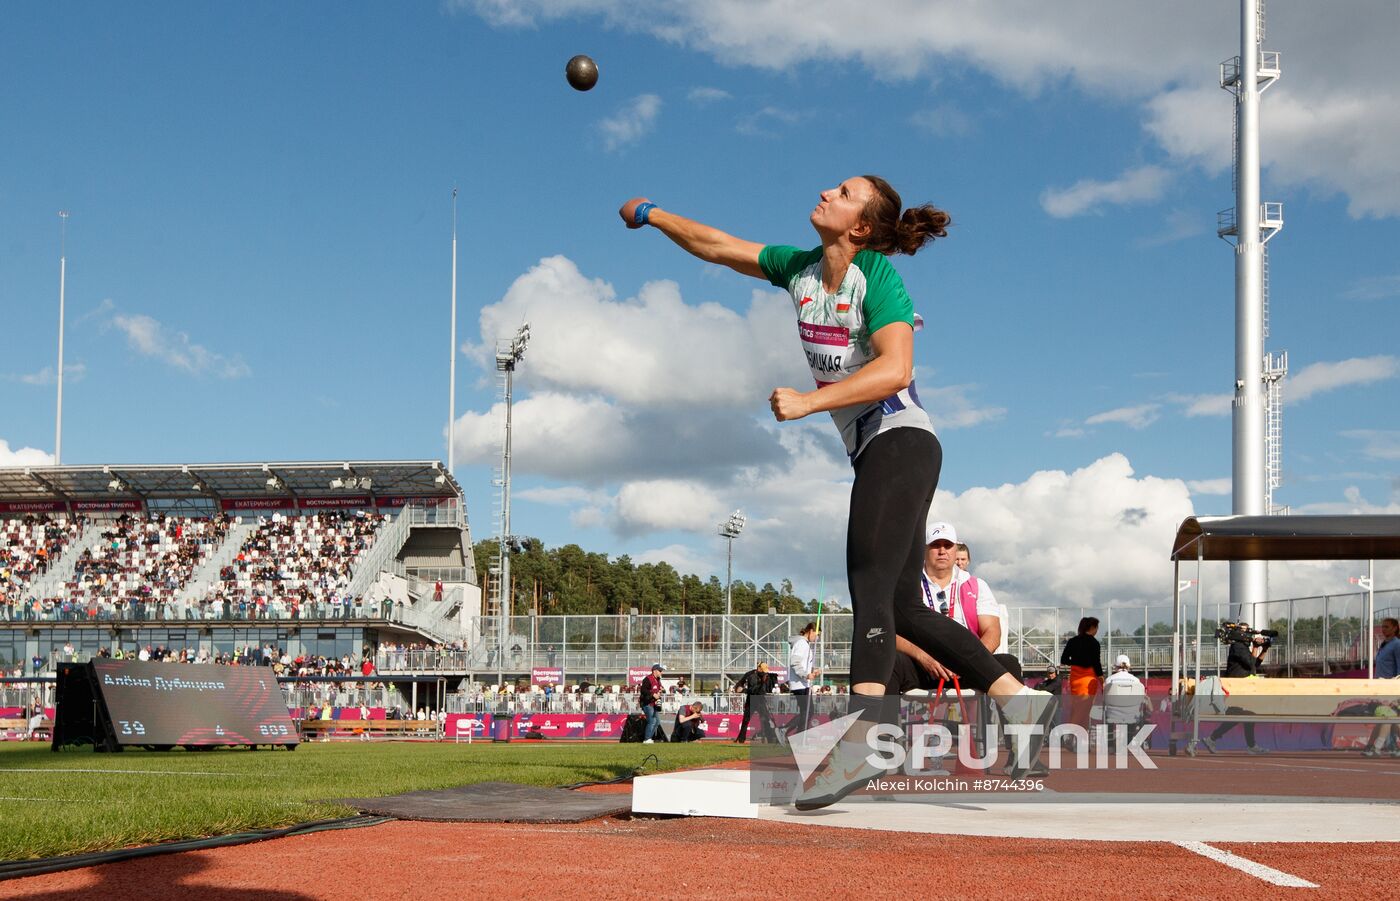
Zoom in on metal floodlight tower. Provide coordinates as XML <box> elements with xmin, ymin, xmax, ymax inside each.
<box><xmin>718</xmin><ymin>510</ymin><xmax>745</xmax><ymax>683</ymax></box>
<box><xmin>1218</xmin><ymin>0</ymin><xmax>1285</xmax><ymax>626</ymax></box>
<box><xmin>493</xmin><ymin>322</ymin><xmax>530</xmax><ymax>669</ymax></box>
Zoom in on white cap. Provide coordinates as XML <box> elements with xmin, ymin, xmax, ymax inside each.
<box><xmin>1115</xmin><ymin>654</ymin><xmax>1131</xmax><ymax>669</ymax></box>
<box><xmin>925</xmin><ymin>520</ymin><xmax>958</xmax><ymax>546</ymax></box>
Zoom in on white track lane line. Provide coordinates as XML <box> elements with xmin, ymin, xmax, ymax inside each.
<box><xmin>1173</xmin><ymin>841</ymin><xmax>1318</xmax><ymax>888</ymax></box>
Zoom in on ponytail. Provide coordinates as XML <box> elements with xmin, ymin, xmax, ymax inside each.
<box><xmin>859</xmin><ymin>174</ymin><xmax>951</xmax><ymax>256</ymax></box>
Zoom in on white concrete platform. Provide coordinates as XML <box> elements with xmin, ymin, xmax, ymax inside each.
<box><xmin>632</xmin><ymin>768</ymin><xmax>760</xmax><ymax>819</ymax></box>
<box><xmin>632</xmin><ymin>769</ymin><xmax>1400</xmax><ymax>842</ymax></box>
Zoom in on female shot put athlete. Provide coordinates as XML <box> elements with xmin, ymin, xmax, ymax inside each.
<box><xmin>619</xmin><ymin>179</ymin><xmax>1053</xmax><ymax>807</ymax></box>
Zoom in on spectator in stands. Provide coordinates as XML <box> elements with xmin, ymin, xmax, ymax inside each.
<box><xmin>1037</xmin><ymin>665</ymin><xmax>1063</xmax><ymax>696</ymax></box>
<box><xmin>639</xmin><ymin>663</ymin><xmax>665</xmax><ymax>744</ymax></box>
<box><xmin>1364</xmin><ymin>617</ymin><xmax>1400</xmax><ymax>757</ymax></box>
<box><xmin>1061</xmin><ymin>617</ymin><xmax>1103</xmax><ymax>734</ymax></box>
<box><xmin>954</xmin><ymin>542</ymin><xmax>970</xmax><ymax>571</ymax></box>
<box><xmin>673</xmin><ymin>702</ymin><xmax>706</xmax><ymax>742</ymax></box>
<box><xmin>733</xmin><ymin>661</ymin><xmax>779</xmax><ymax>744</ymax></box>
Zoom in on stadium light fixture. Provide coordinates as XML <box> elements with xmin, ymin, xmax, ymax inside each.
<box><xmin>329</xmin><ymin>478</ymin><xmax>344</xmax><ymax>489</ymax></box>
<box><xmin>360</xmin><ymin>477</ymin><xmax>371</xmax><ymax>490</ymax></box>
<box><xmin>718</xmin><ymin>509</ymin><xmax>746</xmax><ymax>683</ymax></box>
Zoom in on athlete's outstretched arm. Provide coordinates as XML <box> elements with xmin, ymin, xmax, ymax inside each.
<box><xmin>769</xmin><ymin>321</ymin><xmax>914</xmax><ymax>422</ymax></box>
<box><xmin>619</xmin><ymin>197</ymin><xmax>765</xmax><ymax>280</ymax></box>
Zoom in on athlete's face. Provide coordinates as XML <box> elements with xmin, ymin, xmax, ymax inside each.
<box><xmin>811</xmin><ymin>177</ymin><xmax>875</xmax><ymax>242</ymax></box>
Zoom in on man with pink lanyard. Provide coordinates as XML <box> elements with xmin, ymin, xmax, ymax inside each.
<box><xmin>898</xmin><ymin>520</ymin><xmax>1022</xmax><ymax>683</ymax></box>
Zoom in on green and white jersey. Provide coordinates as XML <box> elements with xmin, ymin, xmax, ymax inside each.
<box><xmin>759</xmin><ymin>245</ymin><xmax>934</xmax><ymax>460</ymax></box>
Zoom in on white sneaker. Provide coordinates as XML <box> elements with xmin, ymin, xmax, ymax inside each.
<box><xmin>1247</xmin><ymin>745</ymin><xmax>1268</xmax><ymax>755</ymax></box>
<box><xmin>1201</xmin><ymin>737</ymin><xmax>1217</xmax><ymax>754</ymax></box>
<box><xmin>642</xmin><ymin>739</ymin><xmax>654</xmax><ymax>744</ymax></box>
<box><xmin>998</xmin><ymin>688</ymin><xmax>1059</xmax><ymax>779</ymax></box>
<box><xmin>794</xmin><ymin>739</ymin><xmax>887</xmax><ymax>811</ymax></box>
<box><xmin>1362</xmin><ymin>747</ymin><xmax>1379</xmax><ymax>758</ymax></box>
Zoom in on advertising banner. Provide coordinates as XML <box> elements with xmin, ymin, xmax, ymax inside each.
<box><xmin>219</xmin><ymin>497</ymin><xmax>296</xmax><ymax>511</ymax></box>
<box><xmin>512</xmin><ymin>713</ymin><xmax>595</xmax><ymax>739</ymax></box>
<box><xmin>72</xmin><ymin>499</ymin><xmax>144</xmax><ymax>513</ymax></box>
<box><xmin>444</xmin><ymin>712</ymin><xmax>492</xmax><ymax>739</ymax></box>
<box><xmin>531</xmin><ymin>667</ymin><xmax>565</xmax><ymax>686</ymax></box>
<box><xmin>375</xmin><ymin>496</ymin><xmax>451</xmax><ymax>508</ymax></box>
<box><xmin>626</xmin><ymin>666</ymin><xmax>652</xmax><ymax>686</ymax></box>
<box><xmin>0</xmin><ymin>500</ymin><xmax>68</xmax><ymax>513</ymax></box>
<box><xmin>298</xmin><ymin>496</ymin><xmax>372</xmax><ymax>510</ymax></box>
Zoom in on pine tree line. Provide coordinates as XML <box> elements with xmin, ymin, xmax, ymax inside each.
<box><xmin>472</xmin><ymin>538</ymin><xmax>826</xmax><ymax>617</ymax></box>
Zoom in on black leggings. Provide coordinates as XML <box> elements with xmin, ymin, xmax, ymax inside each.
<box><xmin>847</xmin><ymin>428</ymin><xmax>1008</xmax><ymax>693</ymax></box>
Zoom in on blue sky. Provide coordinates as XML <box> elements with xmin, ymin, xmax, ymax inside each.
<box><xmin>3</xmin><ymin>1</ymin><xmax>1398</xmax><ymax>611</ymax></box>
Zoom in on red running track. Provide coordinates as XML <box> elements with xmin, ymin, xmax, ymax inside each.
<box><xmin>1</xmin><ymin>816</ymin><xmax>1394</xmax><ymax>900</ymax></box>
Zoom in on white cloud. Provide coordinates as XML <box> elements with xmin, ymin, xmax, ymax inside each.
<box><xmin>1344</xmin><ymin>275</ymin><xmax>1400</xmax><ymax>301</ymax></box>
<box><xmin>736</xmin><ymin>106</ymin><xmax>805</xmax><ymax>137</ymax></box>
<box><xmin>111</xmin><ymin>313</ymin><xmax>251</xmax><ymax>379</ymax></box>
<box><xmin>0</xmin><ymin>439</ymin><xmax>54</xmax><ymax>467</ymax></box>
<box><xmin>1173</xmin><ymin>392</ymin><xmax>1232</xmax><ymax>418</ymax></box>
<box><xmin>920</xmin><ymin>383</ymin><xmax>1005</xmax><ymax>430</ymax></box>
<box><xmin>1085</xmin><ymin>403</ymin><xmax>1161</xmax><ymax>430</ymax></box>
<box><xmin>1186</xmin><ymin>478</ymin><xmax>1231</xmax><ymax>496</ymax></box>
<box><xmin>615</xmin><ymin>479</ymin><xmax>725</xmax><ymax>535</ymax></box>
<box><xmin>688</xmin><ymin>86</ymin><xmax>731</xmax><ymax>105</ymax></box>
<box><xmin>1041</xmin><ymin>166</ymin><xmax>1171</xmax><ymax>219</ymax></box>
<box><xmin>1340</xmin><ymin>430</ymin><xmax>1400</xmax><ymax>461</ymax></box>
<box><xmin>1138</xmin><ymin>209</ymin><xmax>1207</xmax><ymax>247</ymax></box>
<box><xmin>471</xmin><ymin>255</ymin><xmax>808</xmax><ymax>408</ymax></box>
<box><xmin>1052</xmin><ymin>427</ymin><xmax>1085</xmax><ymax>439</ymax></box>
<box><xmin>450</xmin><ymin>391</ymin><xmax>787</xmax><ymax>481</ymax></box>
<box><xmin>599</xmin><ymin>94</ymin><xmax>661</xmax><ymax>151</ymax></box>
<box><xmin>460</xmin><ymin>1</ymin><xmax>1400</xmax><ymax>218</ymax></box>
<box><xmin>908</xmin><ymin>104</ymin><xmax>975</xmax><ymax>137</ymax></box>
<box><xmin>1287</xmin><ymin>355</ymin><xmax>1398</xmax><ymax>402</ymax></box>
<box><xmin>7</xmin><ymin>363</ymin><xmax>86</xmax><ymax>386</ymax></box>
<box><xmin>931</xmin><ymin>454</ymin><xmax>1197</xmax><ymax>609</ymax></box>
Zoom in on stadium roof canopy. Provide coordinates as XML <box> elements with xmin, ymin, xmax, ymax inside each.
<box><xmin>1171</xmin><ymin>514</ymin><xmax>1400</xmax><ymax>562</ymax></box>
<box><xmin>0</xmin><ymin>460</ymin><xmax>461</xmax><ymax>510</ymax></box>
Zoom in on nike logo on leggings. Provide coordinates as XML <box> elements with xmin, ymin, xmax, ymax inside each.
<box><xmin>865</xmin><ymin>627</ymin><xmax>886</xmax><ymax>639</ymax></box>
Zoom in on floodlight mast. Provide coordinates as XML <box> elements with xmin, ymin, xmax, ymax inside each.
<box><xmin>1220</xmin><ymin>0</ymin><xmax>1285</xmax><ymax>626</ymax></box>
<box><xmin>718</xmin><ymin>510</ymin><xmax>745</xmax><ymax>685</ymax></box>
<box><xmin>494</xmin><ymin>323</ymin><xmax>530</xmax><ymax>674</ymax></box>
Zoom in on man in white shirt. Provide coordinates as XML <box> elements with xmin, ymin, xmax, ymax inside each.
<box><xmin>786</xmin><ymin>622</ymin><xmax>822</xmax><ymax>736</ymax></box>
<box><xmin>1102</xmin><ymin>654</ymin><xmax>1151</xmax><ymax>749</ymax></box>
<box><xmin>897</xmin><ymin>521</ymin><xmax>1020</xmax><ymax>683</ymax></box>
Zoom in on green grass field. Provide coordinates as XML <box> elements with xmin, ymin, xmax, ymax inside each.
<box><xmin>0</xmin><ymin>740</ymin><xmax>749</xmax><ymax>861</ymax></box>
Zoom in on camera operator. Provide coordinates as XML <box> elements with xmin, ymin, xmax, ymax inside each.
<box><xmin>1202</xmin><ymin>628</ymin><xmax>1270</xmax><ymax>755</ymax></box>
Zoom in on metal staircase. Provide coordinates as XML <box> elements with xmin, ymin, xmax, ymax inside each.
<box><xmin>178</xmin><ymin>518</ymin><xmax>257</xmax><ymax>604</ymax></box>
<box><xmin>344</xmin><ymin>510</ymin><xmax>411</xmax><ymax>600</ymax></box>
<box><xmin>29</xmin><ymin>524</ymin><xmax>101</xmax><ymax>600</ymax></box>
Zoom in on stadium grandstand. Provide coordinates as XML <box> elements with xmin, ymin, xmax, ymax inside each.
<box><xmin>0</xmin><ymin>461</ymin><xmax>478</xmax><ymax>678</ymax></box>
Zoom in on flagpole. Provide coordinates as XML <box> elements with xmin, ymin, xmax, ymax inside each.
<box><xmin>448</xmin><ymin>188</ymin><xmax>458</xmax><ymax>473</ymax></box>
